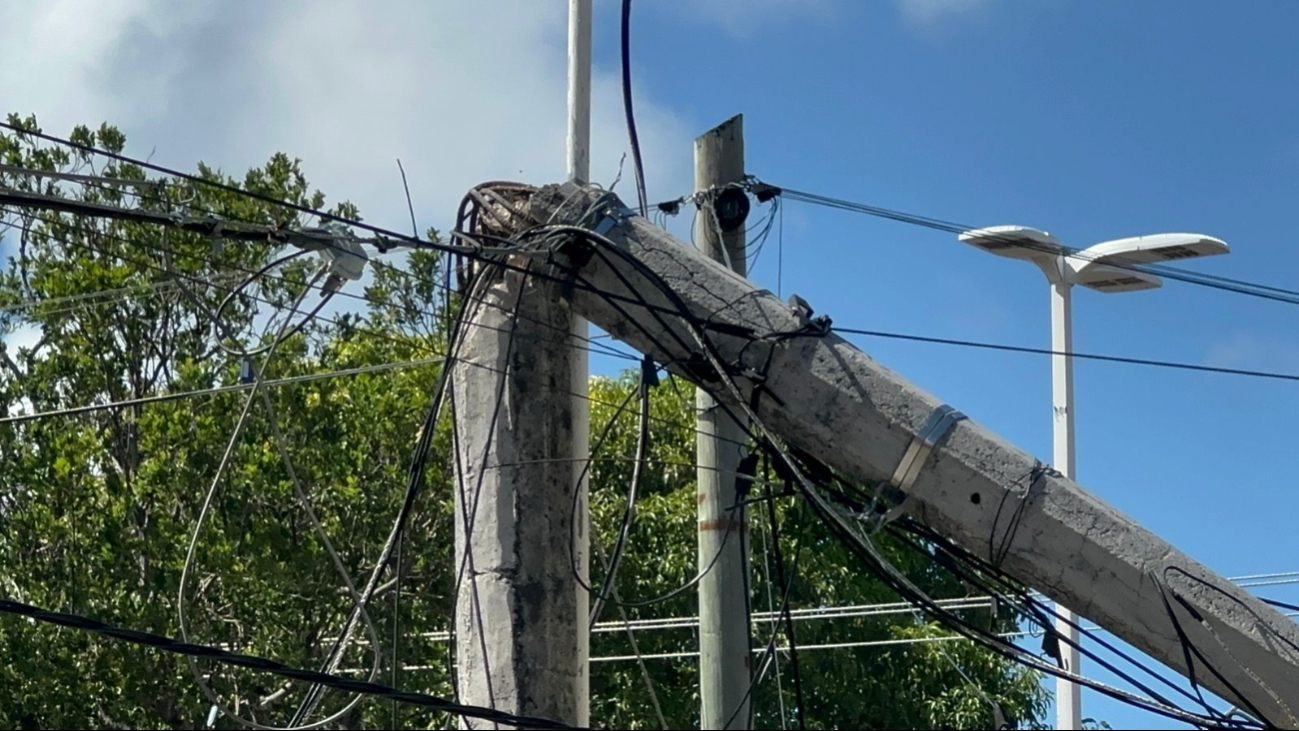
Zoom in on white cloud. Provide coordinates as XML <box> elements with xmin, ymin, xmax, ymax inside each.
<box><xmin>897</xmin><ymin>0</ymin><xmax>989</xmax><ymax>26</ymax></box>
<box><xmin>0</xmin><ymin>1</ymin><xmax>697</xmax><ymax>235</ymax></box>
<box><xmin>670</xmin><ymin>0</ymin><xmax>834</xmax><ymax>37</ymax></box>
<box><xmin>1205</xmin><ymin>332</ymin><xmax>1299</xmax><ymax>372</ymax></box>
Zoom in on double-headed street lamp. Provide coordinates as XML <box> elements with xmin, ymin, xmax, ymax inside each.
<box><xmin>957</xmin><ymin>226</ymin><xmax>1230</xmax><ymax>730</ymax></box>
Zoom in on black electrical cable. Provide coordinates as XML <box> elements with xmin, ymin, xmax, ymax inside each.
<box><xmin>0</xmin><ymin>212</ymin><xmax>450</xmax><ymax>370</ymax></box>
<box><xmin>0</xmin><ymin>598</ymin><xmax>579</xmax><ymax>730</ymax></box>
<box><xmin>7</xmin><ymin>212</ymin><xmax>749</xmax><ymax>454</ymax></box>
<box><xmin>570</xmin><ymin>384</ymin><xmax>640</xmax><ymax>606</ymax></box>
<box><xmin>892</xmin><ymin>516</ymin><xmax>1261</xmax><ymax>727</ymax></box>
<box><xmin>511</xmin><ymin>223</ymin><xmax>765</xmax><ymax>613</ymax></box>
<box><xmin>560</xmin><ymin>221</ymin><xmax>1261</xmax><ymax>728</ymax></box>
<box><xmin>0</xmin><ymin>209</ymin><xmax>639</xmax><ymax>368</ymax></box>
<box><xmin>288</xmin><ymin>251</ymin><xmax>484</xmax><ymax>725</ymax></box>
<box><xmin>0</xmin><ymin>120</ymin><xmax>432</xmax><ymax>249</ymax></box>
<box><xmin>770</xmin><ymin>182</ymin><xmax>1299</xmax><ymax>309</ymax></box>
<box><xmin>457</xmin><ymin>192</ymin><xmax>1282</xmax><ymax>729</ymax></box>
<box><xmin>7</xmin><ymin>188</ymin><xmax>765</xmax><ymax>721</ymax></box>
<box><xmin>833</xmin><ymin>327</ymin><xmax>1299</xmax><ymax>385</ymax></box>
<box><xmin>803</xmin><ymin>483</ymin><xmax>1255</xmax><ymax>729</ymax></box>
<box><xmin>1156</xmin><ymin>580</ymin><xmax>1265</xmax><ymax>725</ymax></box>
<box><xmin>588</xmin><ymin>355</ymin><xmax>652</xmax><ymax>628</ymax></box>
<box><xmin>533</xmin><ymin>224</ymin><xmax>845</xmax><ymax>727</ymax></box>
<box><xmin>1164</xmin><ymin>567</ymin><xmax>1299</xmax><ymax>656</ymax></box>
<box><xmin>1263</xmin><ymin>598</ymin><xmax>1299</xmax><ymax>613</ymax></box>
<box><xmin>1</xmin><ymin>140</ymin><xmax>645</xmax><ymax>361</ymax></box>
<box><xmin>443</xmin><ymin>255</ymin><xmax>541</xmax><ymax>725</ymax></box>
<box><xmin>13</xmin><ymin>127</ymin><xmax>1299</xmax><ymax>386</ymax></box>
<box><xmin>393</xmin><ymin>157</ymin><xmax>420</xmax><ymax>731</ymax></box>
<box><xmin>816</xmin><ymin>474</ymin><xmax>1246</xmax><ymax>726</ymax></box>
<box><xmin>536</xmin><ymin>227</ymin><xmax>768</xmax><ymax>610</ymax></box>
<box><xmin>45</xmin><ymin>178</ymin><xmax>1274</xmax><ymax>392</ymax></box>
<box><xmin>719</xmin><ymin>498</ymin><xmax>811</xmax><ymax>731</ymax></box>
<box><xmin>0</xmin><ymin>198</ymin><xmax>641</xmax><ymax>364</ymax></box>
<box><xmin>762</xmin><ymin>457</ymin><xmax>807</xmax><ymax>731</ymax></box>
<box><xmin>566</xmin><ymin>396</ymin><xmax>747</xmax><ymax>610</ymax></box>
<box><xmin>12</xmin><ymin>173</ymin><xmax>1278</xmax><ymax>727</ymax></box>
<box><xmin>213</xmin><ymin>249</ymin><xmax>325</xmax><ymax>357</ymax></box>
<box><xmin>620</xmin><ymin>0</ymin><xmax>649</xmax><ymax>217</ymax></box>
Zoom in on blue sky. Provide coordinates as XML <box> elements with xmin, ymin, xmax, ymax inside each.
<box><xmin>2</xmin><ymin>0</ymin><xmax>1297</xmax><ymax>727</ymax></box>
<box><xmin>611</xmin><ymin>2</ymin><xmax>1299</xmax><ymax>727</ymax></box>
<box><xmin>623</xmin><ymin>0</ymin><xmax>1299</xmax><ymax>554</ymax></box>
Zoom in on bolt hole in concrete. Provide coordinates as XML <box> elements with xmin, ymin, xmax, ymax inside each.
<box><xmin>970</xmin><ymin>492</ymin><xmax>982</xmax><ymax>505</ymax></box>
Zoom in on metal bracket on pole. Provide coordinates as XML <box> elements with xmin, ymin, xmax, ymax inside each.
<box><xmin>592</xmin><ymin>201</ymin><xmax>638</xmax><ymax>237</ymax></box>
<box><xmin>873</xmin><ymin>405</ymin><xmax>967</xmax><ymax>526</ymax></box>
<box><xmin>891</xmin><ymin>405</ymin><xmax>967</xmax><ymax>493</ymax></box>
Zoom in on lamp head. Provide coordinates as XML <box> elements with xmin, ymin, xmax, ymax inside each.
<box><xmin>1080</xmin><ymin>233</ymin><xmax>1229</xmax><ymax>266</ymax></box>
<box><xmin>958</xmin><ymin>225</ymin><xmax>1064</xmax><ymax>262</ymax></box>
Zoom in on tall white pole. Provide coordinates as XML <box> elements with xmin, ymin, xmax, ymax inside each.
<box><xmin>1051</xmin><ymin>279</ymin><xmax>1082</xmax><ymax>731</ymax></box>
<box><xmin>568</xmin><ymin>0</ymin><xmax>591</xmax><ymax>185</ymax></box>
<box><xmin>567</xmin><ymin>0</ymin><xmax>593</xmax><ymax>726</ymax></box>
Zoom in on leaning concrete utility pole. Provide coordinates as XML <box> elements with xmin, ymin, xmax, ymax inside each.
<box><xmin>567</xmin><ymin>0</ymin><xmax>593</xmax><ymax>724</ymax></box>
<box><xmin>694</xmin><ymin>115</ymin><xmax>753</xmax><ymax>731</ymax></box>
<box><xmin>514</xmin><ymin>182</ymin><xmax>1299</xmax><ymax>728</ymax></box>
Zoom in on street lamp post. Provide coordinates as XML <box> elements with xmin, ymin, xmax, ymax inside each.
<box><xmin>957</xmin><ymin>226</ymin><xmax>1230</xmax><ymax>731</ymax></box>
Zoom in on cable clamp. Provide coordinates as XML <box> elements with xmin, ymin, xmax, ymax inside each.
<box><xmin>867</xmin><ymin>405</ymin><xmax>967</xmax><ymax>528</ymax></box>
<box><xmin>208</xmin><ymin>218</ymin><xmax>225</xmax><ymax>257</ymax></box>
<box><xmin>890</xmin><ymin>404</ymin><xmax>966</xmax><ymax>493</ymax></box>
<box><xmin>786</xmin><ymin>294</ymin><xmax>832</xmax><ymax>336</ymax></box>
<box><xmin>294</xmin><ymin>223</ymin><xmax>368</xmax><ymax>282</ymax></box>
<box><xmin>592</xmin><ymin>202</ymin><xmax>637</xmax><ymax>236</ymax></box>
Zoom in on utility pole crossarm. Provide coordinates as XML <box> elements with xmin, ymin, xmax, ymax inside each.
<box><xmin>523</xmin><ymin>182</ymin><xmax>1299</xmax><ymax>728</ymax></box>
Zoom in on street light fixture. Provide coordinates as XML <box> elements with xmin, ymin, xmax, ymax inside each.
<box><xmin>957</xmin><ymin>225</ymin><xmax>1229</xmax><ymax>731</ymax></box>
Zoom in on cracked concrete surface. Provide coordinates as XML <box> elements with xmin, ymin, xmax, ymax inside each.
<box><xmin>527</xmin><ymin>182</ymin><xmax>1299</xmax><ymax>728</ymax></box>
<box><xmin>452</xmin><ymin>261</ymin><xmax>581</xmax><ymax>726</ymax></box>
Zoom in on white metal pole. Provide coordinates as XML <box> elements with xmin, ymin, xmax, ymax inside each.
<box><xmin>567</xmin><ymin>0</ymin><xmax>593</xmax><ymax>726</ymax></box>
<box><xmin>568</xmin><ymin>0</ymin><xmax>591</xmax><ymax>185</ymax></box>
<box><xmin>1051</xmin><ymin>278</ymin><xmax>1083</xmax><ymax>731</ymax></box>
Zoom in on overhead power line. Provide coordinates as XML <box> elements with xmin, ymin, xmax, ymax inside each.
<box><xmin>833</xmin><ymin>328</ymin><xmax>1299</xmax><ymax>384</ymax></box>
<box><xmin>6</xmin><ymin>125</ymin><xmax>1293</xmax><ymax>725</ymax></box>
<box><xmin>0</xmin><ymin>120</ymin><xmax>430</xmax><ymax>250</ymax></box>
<box><xmin>0</xmin><ymin>210</ymin><xmax>639</xmax><ymax>365</ymax></box>
<box><xmin>758</xmin><ymin>180</ymin><xmax>1299</xmax><ymax>308</ymax></box>
<box><xmin>16</xmin><ymin>178</ymin><xmax>1290</xmax><ymax>388</ymax></box>
<box><xmin>356</xmin><ymin>572</ymin><xmax>1299</xmax><ymax>644</ymax></box>
<box><xmin>589</xmin><ymin>610</ymin><xmax>1299</xmax><ymax>664</ymax></box>
<box><xmin>0</xmin><ymin>212</ymin><xmax>759</xmax><ymax>453</ymax></box>
<box><xmin>0</xmin><ymin>598</ymin><xmax>580</xmax><ymax>730</ymax></box>
<box><xmin>0</xmin><ymin>357</ymin><xmax>446</xmax><ymax>426</ymax></box>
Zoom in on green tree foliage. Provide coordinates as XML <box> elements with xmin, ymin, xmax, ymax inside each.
<box><xmin>0</xmin><ymin>117</ymin><xmax>1048</xmax><ymax>729</ymax></box>
<box><xmin>584</xmin><ymin>374</ymin><xmax>1047</xmax><ymax>730</ymax></box>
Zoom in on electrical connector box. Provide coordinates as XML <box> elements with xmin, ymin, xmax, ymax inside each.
<box><xmin>319</xmin><ymin>237</ymin><xmax>368</xmax><ymax>281</ymax></box>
